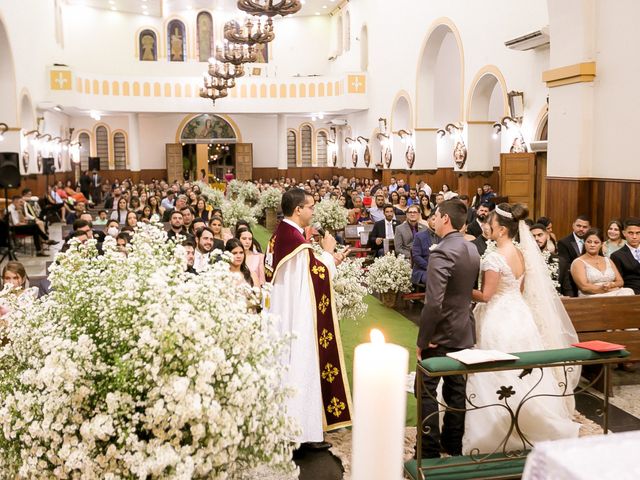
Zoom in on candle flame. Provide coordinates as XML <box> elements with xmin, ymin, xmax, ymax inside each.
<box><xmin>370</xmin><ymin>329</ymin><xmax>385</xmax><ymax>344</ymax></box>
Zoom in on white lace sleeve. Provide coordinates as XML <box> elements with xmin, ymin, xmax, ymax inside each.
<box><xmin>481</xmin><ymin>251</ymin><xmax>503</xmax><ymax>273</ymax></box>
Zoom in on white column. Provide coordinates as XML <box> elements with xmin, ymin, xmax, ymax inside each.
<box><xmin>464</xmin><ymin>123</ymin><xmax>497</xmax><ymax>172</ymax></box>
<box><xmin>128</xmin><ymin>113</ymin><xmax>141</xmax><ymax>172</ymax></box>
<box><xmin>276</xmin><ymin>113</ymin><xmax>287</xmax><ymax>171</ymax></box>
<box><xmin>414</xmin><ymin>129</ymin><xmax>438</xmax><ymax>169</ymax></box>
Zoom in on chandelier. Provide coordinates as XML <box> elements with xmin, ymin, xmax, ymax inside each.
<box><xmin>215</xmin><ymin>41</ymin><xmax>257</xmax><ymax>65</ymax></box>
<box><xmin>236</xmin><ymin>0</ymin><xmax>302</xmax><ymax>18</ymax></box>
<box><xmin>199</xmin><ymin>74</ymin><xmax>234</xmax><ymax>105</ymax></box>
<box><xmin>207</xmin><ymin>60</ymin><xmax>245</xmax><ymax>80</ymax></box>
<box><xmin>224</xmin><ymin>17</ymin><xmax>275</xmax><ymax>46</ymax></box>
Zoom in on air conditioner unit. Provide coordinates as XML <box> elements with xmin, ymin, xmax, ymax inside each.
<box><xmin>529</xmin><ymin>140</ymin><xmax>548</xmax><ymax>152</ymax></box>
<box><xmin>329</xmin><ymin>119</ymin><xmax>348</xmax><ymax>126</ymax></box>
<box><xmin>505</xmin><ymin>26</ymin><xmax>550</xmax><ymax>51</ymax></box>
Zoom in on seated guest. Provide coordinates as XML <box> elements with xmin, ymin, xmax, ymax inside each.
<box><xmin>225</xmin><ymin>238</ymin><xmax>257</xmax><ymax>287</ymax></box>
<box><xmin>466</xmin><ymin>202</ymin><xmax>490</xmax><ymax>238</ymax></box>
<box><xmin>536</xmin><ymin>216</ymin><xmax>558</xmax><ymax>244</ymax></box>
<box><xmin>530</xmin><ymin>223</ymin><xmax>565</xmax><ymax>294</ymax></box>
<box><xmin>602</xmin><ymin>219</ymin><xmax>626</xmax><ymax>257</ymax></box>
<box><xmin>41</xmin><ymin>184</ymin><xmax>66</xmax><ymax>222</ymax></box>
<box><xmin>166</xmin><ymin>211</ymin><xmax>186</xmax><ymax>240</ymax></box>
<box><xmin>139</xmin><ymin>206</ymin><xmax>153</xmax><ymax>223</ymax></box>
<box><xmin>439</xmin><ymin>184</ymin><xmax>458</xmax><ymax>201</ymax></box>
<box><xmin>162</xmin><ymin>194</ymin><xmax>188</xmax><ymax>222</ymax></box>
<box><xmin>395</xmin><ymin>194</ymin><xmax>409</xmax><ymax>213</ymax></box>
<box><xmin>611</xmin><ymin>217</ymin><xmax>640</xmax><ymax>294</ymax></box>
<box><xmin>368</xmin><ymin>204</ymin><xmax>398</xmax><ymax>257</ymax></box>
<box><xmin>480</xmin><ymin>183</ymin><xmax>497</xmax><ymax>205</ymax></box>
<box><xmin>64</xmin><ymin>179</ymin><xmax>90</xmax><ymax>205</ymax></box>
<box><xmin>21</xmin><ymin>189</ymin><xmax>46</xmax><ymax>234</ymax></box>
<box><xmin>236</xmin><ymin>227</ymin><xmax>265</xmax><ymax>287</ymax></box>
<box><xmin>570</xmin><ymin>228</ymin><xmax>634</xmax><ymax>297</ymax></box>
<box><xmin>110</xmin><ymin>198</ymin><xmax>129</xmax><ymax>225</ymax></box>
<box><xmin>65</xmin><ymin>201</ymin><xmax>86</xmax><ymax>225</ymax></box>
<box><xmin>7</xmin><ymin>196</ymin><xmax>55</xmax><ymax>257</ymax></box>
<box><xmin>558</xmin><ymin>215</ymin><xmax>591</xmax><ymax>297</ymax></box>
<box><xmin>418</xmin><ymin>196</ymin><xmax>432</xmax><ymax>226</ymax></box>
<box><xmin>192</xmin><ymin>218</ymin><xmax>207</xmax><ymax>235</ymax></box>
<box><xmin>194</xmin><ymin>227</ymin><xmax>221</xmax><ymax>272</ymax></box>
<box><xmin>104</xmin><ymin>220</ymin><xmax>120</xmax><ymax>239</ymax></box>
<box><xmin>115</xmin><ymin>232</ymin><xmax>131</xmax><ymax>253</ymax></box>
<box><xmin>182</xmin><ymin>239</ymin><xmax>197</xmax><ymax>274</ymax></box>
<box><xmin>180</xmin><ymin>206</ymin><xmax>195</xmax><ymax>235</ymax></box>
<box><xmin>94</xmin><ymin>210</ymin><xmax>108</xmax><ymax>226</ymax></box>
<box><xmin>194</xmin><ymin>197</ymin><xmax>210</xmax><ymax>223</ymax></box>
<box><xmin>433</xmin><ymin>193</ymin><xmax>445</xmax><ymax>208</ymax></box>
<box><xmin>411</xmin><ymin>228</ymin><xmax>432</xmax><ymax>285</ymax></box>
<box><xmin>425</xmin><ymin>212</ymin><xmax>440</xmax><ymax>245</ymax></box>
<box><xmin>394</xmin><ymin>205</ymin><xmax>426</xmax><ymax>260</ymax></box>
<box><xmin>368</xmin><ymin>193</ymin><xmax>386</xmax><ymax>223</ymax></box>
<box><xmin>125</xmin><ymin>211</ymin><xmax>138</xmax><ymax>229</ymax></box>
<box><xmin>209</xmin><ymin>216</ymin><xmax>232</xmax><ymax>243</ymax></box>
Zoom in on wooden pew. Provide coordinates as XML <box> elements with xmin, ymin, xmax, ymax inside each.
<box><xmin>562</xmin><ymin>295</ymin><xmax>640</xmax><ymax>393</ymax></box>
<box><xmin>562</xmin><ymin>295</ymin><xmax>640</xmax><ymax>361</ymax></box>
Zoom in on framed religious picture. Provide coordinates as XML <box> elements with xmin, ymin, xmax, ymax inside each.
<box><xmin>453</xmin><ymin>141</ymin><xmax>467</xmax><ymax>169</ymax></box>
<box><xmin>139</xmin><ymin>29</ymin><xmax>158</xmax><ymax>61</ymax></box>
<box><xmin>331</xmin><ymin>150</ymin><xmax>338</xmax><ymax>167</ymax></box>
<box><xmin>406</xmin><ymin>145</ymin><xmax>415</xmax><ymax>169</ymax></box>
<box><xmin>383</xmin><ymin>147</ymin><xmax>392</xmax><ymax>168</ymax></box>
<box><xmin>363</xmin><ymin>145</ymin><xmax>371</xmax><ymax>167</ymax></box>
<box><xmin>251</xmin><ymin>67</ymin><xmax>262</xmax><ymax>76</ymax></box>
<box><xmin>351</xmin><ymin>149</ymin><xmax>358</xmax><ymax>166</ymax></box>
<box><xmin>254</xmin><ymin>42</ymin><xmax>269</xmax><ymax>63</ymax></box>
<box><xmin>510</xmin><ymin>134</ymin><xmax>528</xmax><ymax>153</ymax></box>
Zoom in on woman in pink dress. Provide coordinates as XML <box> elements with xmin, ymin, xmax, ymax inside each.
<box><xmin>236</xmin><ymin>227</ymin><xmax>265</xmax><ymax>287</ymax></box>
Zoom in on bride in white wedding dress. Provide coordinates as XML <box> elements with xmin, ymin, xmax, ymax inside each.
<box><xmin>462</xmin><ymin>203</ymin><xmax>580</xmax><ymax>455</ymax></box>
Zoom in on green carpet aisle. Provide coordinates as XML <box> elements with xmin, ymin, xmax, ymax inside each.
<box><xmin>253</xmin><ymin>225</ymin><xmax>419</xmax><ymax>426</ymax></box>
<box><xmin>340</xmin><ymin>296</ymin><xmax>418</xmax><ymax>426</ymax></box>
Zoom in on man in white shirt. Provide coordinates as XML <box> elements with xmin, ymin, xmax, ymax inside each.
<box><xmin>419</xmin><ymin>179</ymin><xmax>433</xmax><ymax>198</ymax></box>
<box><xmin>368</xmin><ymin>193</ymin><xmax>387</xmax><ymax>223</ymax></box>
<box><xmin>368</xmin><ymin>204</ymin><xmax>398</xmax><ymax>256</ymax></box>
<box><xmin>388</xmin><ymin>177</ymin><xmax>398</xmax><ymax>193</ymax></box>
<box><xmin>193</xmin><ymin>226</ymin><xmax>219</xmax><ymax>272</ymax></box>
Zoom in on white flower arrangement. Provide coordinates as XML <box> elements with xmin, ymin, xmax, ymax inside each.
<box><xmin>0</xmin><ymin>223</ymin><xmax>299</xmax><ymax>478</ymax></box>
<box><xmin>541</xmin><ymin>249</ymin><xmax>561</xmax><ymax>289</ymax></box>
<box><xmin>238</xmin><ymin>182</ymin><xmax>260</xmax><ymax>203</ymax></box>
<box><xmin>221</xmin><ymin>199</ymin><xmax>258</xmax><ymax>229</ymax></box>
<box><xmin>367</xmin><ymin>253</ymin><xmax>412</xmax><ymax>294</ymax></box>
<box><xmin>258</xmin><ymin>187</ymin><xmax>283</xmax><ymax>211</ymax></box>
<box><xmin>309</xmin><ymin>244</ymin><xmax>369</xmax><ymax>323</ymax></box>
<box><xmin>312</xmin><ymin>199</ymin><xmax>349</xmax><ymax>233</ymax></box>
<box><xmin>195</xmin><ymin>181</ymin><xmax>225</xmax><ymax>208</ymax></box>
<box><xmin>333</xmin><ymin>257</ymin><xmax>369</xmax><ymax>323</ymax></box>
<box><xmin>227</xmin><ymin>179</ymin><xmax>243</xmax><ymax>198</ymax></box>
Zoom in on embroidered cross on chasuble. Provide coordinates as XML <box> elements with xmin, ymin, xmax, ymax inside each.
<box><xmin>265</xmin><ymin>221</ymin><xmax>353</xmax><ymax>431</ymax></box>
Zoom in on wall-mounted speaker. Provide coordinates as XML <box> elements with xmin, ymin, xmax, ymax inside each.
<box><xmin>0</xmin><ymin>152</ymin><xmax>21</xmax><ymax>189</ymax></box>
<box><xmin>43</xmin><ymin>157</ymin><xmax>56</xmax><ymax>175</ymax></box>
<box><xmin>88</xmin><ymin>157</ymin><xmax>100</xmax><ymax>171</ymax></box>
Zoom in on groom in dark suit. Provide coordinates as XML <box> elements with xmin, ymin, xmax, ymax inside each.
<box><xmin>611</xmin><ymin>218</ymin><xmax>640</xmax><ymax>294</ymax></box>
<box><xmin>416</xmin><ymin>199</ymin><xmax>480</xmax><ymax>458</ymax></box>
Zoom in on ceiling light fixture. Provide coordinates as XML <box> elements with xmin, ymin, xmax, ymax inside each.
<box><xmin>0</xmin><ymin>123</ymin><xmax>8</xmax><ymax>142</ymax></box>
<box><xmin>237</xmin><ymin>0</ymin><xmax>302</xmax><ymax>19</ymax></box>
<box><xmin>224</xmin><ymin>17</ymin><xmax>275</xmax><ymax>46</ymax></box>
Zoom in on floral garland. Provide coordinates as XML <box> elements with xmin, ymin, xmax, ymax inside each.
<box><xmin>312</xmin><ymin>199</ymin><xmax>349</xmax><ymax>233</ymax></box>
<box><xmin>0</xmin><ymin>224</ymin><xmax>298</xmax><ymax>478</ymax></box>
<box><xmin>333</xmin><ymin>257</ymin><xmax>369</xmax><ymax>323</ymax></box>
<box><xmin>367</xmin><ymin>253</ymin><xmax>412</xmax><ymax>294</ymax></box>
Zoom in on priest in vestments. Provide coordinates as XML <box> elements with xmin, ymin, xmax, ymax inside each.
<box><xmin>265</xmin><ymin>188</ymin><xmax>352</xmax><ymax>445</ymax></box>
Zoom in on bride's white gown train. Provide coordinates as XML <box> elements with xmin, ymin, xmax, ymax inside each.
<box><xmin>462</xmin><ymin>251</ymin><xmax>580</xmax><ymax>455</ymax></box>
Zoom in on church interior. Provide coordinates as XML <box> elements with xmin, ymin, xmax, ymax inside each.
<box><xmin>1</xmin><ymin>0</ymin><xmax>639</xmax><ymax>479</ymax></box>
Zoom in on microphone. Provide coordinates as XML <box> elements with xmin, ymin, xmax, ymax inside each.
<box><xmin>312</xmin><ymin>222</ymin><xmax>326</xmax><ymax>237</ymax></box>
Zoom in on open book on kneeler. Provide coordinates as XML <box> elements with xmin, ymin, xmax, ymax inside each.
<box><xmin>446</xmin><ymin>348</ymin><xmax>519</xmax><ymax>365</ymax></box>
<box><xmin>572</xmin><ymin>340</ymin><xmax>626</xmax><ymax>352</ymax></box>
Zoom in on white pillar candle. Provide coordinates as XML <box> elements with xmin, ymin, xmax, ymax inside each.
<box><xmin>352</xmin><ymin>329</ymin><xmax>409</xmax><ymax>480</ymax></box>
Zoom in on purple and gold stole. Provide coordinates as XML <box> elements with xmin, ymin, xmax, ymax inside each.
<box><xmin>265</xmin><ymin>221</ymin><xmax>353</xmax><ymax>431</ymax></box>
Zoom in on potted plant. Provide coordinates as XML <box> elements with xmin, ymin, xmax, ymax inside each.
<box><xmin>367</xmin><ymin>253</ymin><xmax>412</xmax><ymax>308</ymax></box>
<box><xmin>259</xmin><ymin>187</ymin><xmax>283</xmax><ymax>231</ymax></box>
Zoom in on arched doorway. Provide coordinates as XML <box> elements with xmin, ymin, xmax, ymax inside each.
<box><xmin>178</xmin><ymin>114</ymin><xmax>238</xmax><ymax>181</ymax></box>
<box><xmin>390</xmin><ymin>93</ymin><xmax>413</xmax><ymax>169</ymax></box>
<box><xmin>466</xmin><ymin>67</ymin><xmax>508</xmax><ymax>171</ymax></box>
<box><xmin>415</xmin><ymin>20</ymin><xmax>464</xmax><ymax>169</ymax></box>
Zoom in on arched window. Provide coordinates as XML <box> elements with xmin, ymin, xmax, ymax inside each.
<box><xmin>196</xmin><ymin>11</ymin><xmax>213</xmax><ymax>62</ymax></box>
<box><xmin>113</xmin><ymin>132</ymin><xmax>127</xmax><ymax>169</ymax></box>
<box><xmin>336</xmin><ymin>15</ymin><xmax>343</xmax><ymax>55</ymax></box>
<box><xmin>139</xmin><ymin>29</ymin><xmax>157</xmax><ymax>61</ymax></box>
<box><xmin>95</xmin><ymin>126</ymin><xmax>109</xmax><ymax>170</ymax></box>
<box><xmin>360</xmin><ymin>25</ymin><xmax>368</xmax><ymax>71</ymax></box>
<box><xmin>167</xmin><ymin>19</ymin><xmax>186</xmax><ymax>61</ymax></box>
<box><xmin>287</xmin><ymin>130</ymin><xmax>297</xmax><ymax>167</ymax></box>
<box><xmin>343</xmin><ymin>10</ymin><xmax>351</xmax><ymax>52</ymax></box>
<box><xmin>300</xmin><ymin>125</ymin><xmax>312</xmax><ymax>167</ymax></box>
<box><xmin>316</xmin><ymin>131</ymin><xmax>328</xmax><ymax>166</ymax></box>
<box><xmin>78</xmin><ymin>132</ymin><xmax>90</xmax><ymax>171</ymax></box>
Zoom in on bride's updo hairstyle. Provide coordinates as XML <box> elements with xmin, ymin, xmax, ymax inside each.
<box><xmin>490</xmin><ymin>203</ymin><xmax>529</xmax><ymax>239</ymax></box>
